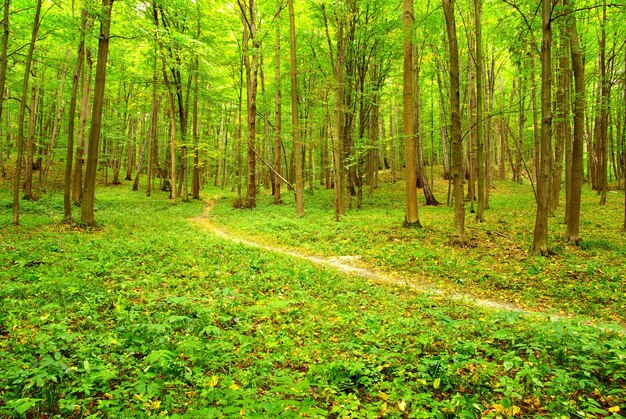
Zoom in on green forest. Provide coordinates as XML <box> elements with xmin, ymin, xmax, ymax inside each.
<box><xmin>1</xmin><ymin>0</ymin><xmax>625</xmax><ymax>417</ymax></box>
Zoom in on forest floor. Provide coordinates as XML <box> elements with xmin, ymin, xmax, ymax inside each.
<box><xmin>1</xmin><ymin>172</ymin><xmax>625</xmax><ymax>417</ymax></box>
<box><xmin>194</xmin><ymin>198</ymin><xmax>622</xmax><ymax>330</ymax></box>
<box><xmin>208</xmin><ymin>173</ymin><xmax>626</xmax><ymax>328</ymax></box>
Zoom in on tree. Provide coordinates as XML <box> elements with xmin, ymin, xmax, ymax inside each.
<box><xmin>564</xmin><ymin>0</ymin><xmax>585</xmax><ymax>244</ymax></box>
<box><xmin>474</xmin><ymin>0</ymin><xmax>485</xmax><ymax>221</ymax></box>
<box><xmin>273</xmin><ymin>6</ymin><xmax>282</xmax><ymax>205</ymax></box>
<box><xmin>531</xmin><ymin>0</ymin><xmax>553</xmax><ymax>255</ymax></box>
<box><xmin>12</xmin><ymin>0</ymin><xmax>42</xmax><ymax>225</ymax></box>
<box><xmin>403</xmin><ymin>0</ymin><xmax>420</xmax><ymax>227</ymax></box>
<box><xmin>442</xmin><ymin>0</ymin><xmax>464</xmax><ymax>243</ymax></box>
<box><xmin>64</xmin><ymin>8</ymin><xmax>89</xmax><ymax>222</ymax></box>
<box><xmin>81</xmin><ymin>0</ymin><xmax>115</xmax><ymax>226</ymax></box>
<box><xmin>289</xmin><ymin>0</ymin><xmax>304</xmax><ymax>216</ymax></box>
<box><xmin>238</xmin><ymin>0</ymin><xmax>259</xmax><ymax>209</ymax></box>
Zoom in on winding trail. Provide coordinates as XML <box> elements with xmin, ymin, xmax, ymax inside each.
<box><xmin>191</xmin><ymin>200</ymin><xmax>625</xmax><ymax>334</ymax></box>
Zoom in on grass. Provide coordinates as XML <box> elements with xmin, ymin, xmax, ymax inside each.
<box><xmin>209</xmin><ymin>173</ymin><xmax>626</xmax><ymax>326</ymax></box>
<box><xmin>0</xmin><ymin>177</ymin><xmax>625</xmax><ymax>417</ymax></box>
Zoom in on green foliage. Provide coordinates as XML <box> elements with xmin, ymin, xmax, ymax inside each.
<box><xmin>210</xmin><ymin>177</ymin><xmax>626</xmax><ymax>325</ymax></box>
<box><xmin>0</xmin><ymin>185</ymin><xmax>624</xmax><ymax>417</ymax></box>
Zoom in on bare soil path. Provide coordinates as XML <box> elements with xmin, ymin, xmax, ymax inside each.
<box><xmin>191</xmin><ymin>200</ymin><xmax>625</xmax><ymax>334</ymax></box>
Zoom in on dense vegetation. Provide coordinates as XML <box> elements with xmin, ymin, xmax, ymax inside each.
<box><xmin>2</xmin><ymin>0</ymin><xmax>626</xmax><ymax>416</ymax></box>
<box><xmin>1</xmin><ymin>183</ymin><xmax>625</xmax><ymax>417</ymax></box>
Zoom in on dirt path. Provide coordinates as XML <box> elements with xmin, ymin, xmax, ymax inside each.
<box><xmin>191</xmin><ymin>201</ymin><xmax>625</xmax><ymax>334</ymax></box>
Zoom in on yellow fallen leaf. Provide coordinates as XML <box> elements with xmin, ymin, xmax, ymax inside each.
<box><xmin>398</xmin><ymin>400</ymin><xmax>406</xmax><ymax>412</ymax></box>
<box><xmin>230</xmin><ymin>383</ymin><xmax>240</xmax><ymax>390</ymax></box>
<box><xmin>608</xmin><ymin>406</ymin><xmax>620</xmax><ymax>413</ymax></box>
<box><xmin>433</xmin><ymin>377</ymin><xmax>441</xmax><ymax>389</ymax></box>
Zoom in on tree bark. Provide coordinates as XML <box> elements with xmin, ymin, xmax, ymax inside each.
<box><xmin>597</xmin><ymin>0</ymin><xmax>609</xmax><ymax>206</ymax></box>
<box><xmin>0</xmin><ymin>0</ymin><xmax>10</xmax><ymax>153</ymax></box>
<box><xmin>531</xmin><ymin>0</ymin><xmax>553</xmax><ymax>255</ymax></box>
<box><xmin>550</xmin><ymin>21</ymin><xmax>569</xmax><ymax>214</ymax></box>
<box><xmin>413</xmin><ymin>44</ymin><xmax>439</xmax><ymax>206</ymax></box>
<box><xmin>289</xmin><ymin>0</ymin><xmax>303</xmax><ymax>215</ymax></box>
<box><xmin>403</xmin><ymin>0</ymin><xmax>420</xmax><ymax>227</ymax></box>
<box><xmin>73</xmin><ymin>49</ymin><xmax>92</xmax><ymax>206</ymax></box>
<box><xmin>23</xmin><ymin>78</ymin><xmax>37</xmax><ymax>201</ymax></box>
<box><xmin>565</xmin><ymin>0</ymin><xmax>584</xmax><ymax>242</ymax></box>
<box><xmin>442</xmin><ymin>0</ymin><xmax>464</xmax><ymax>242</ymax></box>
<box><xmin>81</xmin><ymin>0</ymin><xmax>114</xmax><ymax>225</ymax></box>
<box><xmin>13</xmin><ymin>0</ymin><xmax>42</xmax><ymax>225</ymax></box>
<box><xmin>474</xmin><ymin>0</ymin><xmax>485</xmax><ymax>221</ymax></box>
<box><xmin>239</xmin><ymin>0</ymin><xmax>258</xmax><ymax>208</ymax></box>
<box><xmin>274</xmin><ymin>9</ymin><xmax>282</xmax><ymax>204</ymax></box>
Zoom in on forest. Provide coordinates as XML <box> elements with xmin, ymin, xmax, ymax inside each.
<box><xmin>1</xmin><ymin>0</ymin><xmax>625</xmax><ymax>417</ymax></box>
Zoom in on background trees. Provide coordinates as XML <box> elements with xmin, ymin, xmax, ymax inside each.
<box><xmin>1</xmin><ymin>0</ymin><xmax>624</xmax><ymax>251</ymax></box>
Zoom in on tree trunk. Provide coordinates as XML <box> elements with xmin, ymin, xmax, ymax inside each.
<box><xmin>240</xmin><ymin>0</ymin><xmax>258</xmax><ymax>209</ymax></box>
<box><xmin>132</xmin><ymin>126</ymin><xmax>151</xmax><ymax>191</ymax></box>
<box><xmin>23</xmin><ymin>78</ymin><xmax>37</xmax><ymax>201</ymax></box>
<box><xmin>443</xmin><ymin>0</ymin><xmax>464</xmax><ymax>242</ymax></box>
<box><xmin>81</xmin><ymin>0</ymin><xmax>114</xmax><ymax>225</ymax></box>
<box><xmin>531</xmin><ymin>0</ymin><xmax>553</xmax><ymax>255</ymax></box>
<box><xmin>146</xmin><ymin>49</ymin><xmax>159</xmax><ymax>197</ymax></box>
<box><xmin>0</xmin><ymin>0</ymin><xmax>10</xmax><ymax>161</ymax></box>
<box><xmin>565</xmin><ymin>0</ymin><xmax>584</xmax><ymax>243</ymax></box>
<box><xmin>435</xmin><ymin>59</ymin><xmax>450</xmax><ymax>180</ymax></box>
<box><xmin>192</xmin><ymin>57</ymin><xmax>200</xmax><ymax>199</ymax></box>
<box><xmin>403</xmin><ymin>0</ymin><xmax>420</xmax><ymax>227</ymax></box>
<box><xmin>390</xmin><ymin>94</ymin><xmax>397</xmax><ymax>182</ymax></box>
<box><xmin>597</xmin><ymin>0</ymin><xmax>609</xmax><ymax>205</ymax></box>
<box><xmin>42</xmin><ymin>56</ymin><xmax>69</xmax><ymax>193</ymax></box>
<box><xmin>325</xmin><ymin>4</ymin><xmax>346</xmax><ymax>219</ymax></box>
<box><xmin>551</xmin><ymin>23</ymin><xmax>569</xmax><ymax>214</ymax></box>
<box><xmin>530</xmin><ymin>51</ymin><xmax>540</xmax><ymax>186</ymax></box>
<box><xmin>289</xmin><ymin>0</ymin><xmax>303</xmax><ymax>215</ymax></box>
<box><xmin>474</xmin><ymin>0</ymin><xmax>485</xmax><ymax>221</ymax></box>
<box><xmin>413</xmin><ymin>44</ymin><xmax>439</xmax><ymax>206</ymax></box>
<box><xmin>13</xmin><ymin>0</ymin><xmax>42</xmax><ymax>225</ymax></box>
<box><xmin>73</xmin><ymin>49</ymin><xmax>92</xmax><ymax>206</ymax></box>
<box><xmin>274</xmin><ymin>9</ymin><xmax>282</xmax><ymax>204</ymax></box>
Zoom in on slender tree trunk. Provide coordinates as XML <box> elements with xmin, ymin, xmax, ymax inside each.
<box><xmin>530</xmin><ymin>51</ymin><xmax>540</xmax><ymax>186</ymax></box>
<box><xmin>274</xmin><ymin>10</ymin><xmax>282</xmax><ymax>204</ymax></box>
<box><xmin>622</xmin><ymin>46</ymin><xmax>626</xmax><ymax>233</ymax></box>
<box><xmin>326</xmin><ymin>4</ymin><xmax>346</xmax><ymax>218</ymax></box>
<box><xmin>240</xmin><ymin>0</ymin><xmax>258</xmax><ymax>208</ymax></box>
<box><xmin>13</xmin><ymin>0</ymin><xmax>42</xmax><ymax>225</ymax></box>
<box><xmin>475</xmin><ymin>0</ymin><xmax>485</xmax><ymax>221</ymax></box>
<box><xmin>146</xmin><ymin>49</ymin><xmax>159</xmax><ymax>197</ymax></box>
<box><xmin>531</xmin><ymin>0</ymin><xmax>553</xmax><ymax>255</ymax></box>
<box><xmin>73</xmin><ymin>49</ymin><xmax>92</xmax><ymax>206</ymax></box>
<box><xmin>403</xmin><ymin>0</ymin><xmax>420</xmax><ymax>227</ymax></box>
<box><xmin>81</xmin><ymin>0</ymin><xmax>114</xmax><ymax>225</ymax></box>
<box><xmin>565</xmin><ymin>0</ymin><xmax>584</xmax><ymax>242</ymax></box>
<box><xmin>413</xmin><ymin>45</ymin><xmax>439</xmax><ymax>206</ymax></box>
<box><xmin>0</xmin><ymin>0</ymin><xmax>10</xmax><ymax>153</ymax></box>
<box><xmin>42</xmin><ymin>57</ymin><xmax>69</xmax><ymax>193</ymax></box>
<box><xmin>486</xmin><ymin>54</ymin><xmax>495</xmax><ymax>209</ymax></box>
<box><xmin>443</xmin><ymin>0</ymin><xmax>464</xmax><ymax>242</ymax></box>
<box><xmin>551</xmin><ymin>23</ymin><xmax>569</xmax><ymax>214</ymax></box>
<box><xmin>132</xmin><ymin>124</ymin><xmax>151</xmax><ymax>191</ymax></box>
<box><xmin>390</xmin><ymin>94</ymin><xmax>397</xmax><ymax>182</ymax></box>
<box><xmin>435</xmin><ymin>60</ymin><xmax>450</xmax><ymax>180</ymax></box>
<box><xmin>598</xmin><ymin>0</ymin><xmax>609</xmax><ymax>205</ymax></box>
<box><xmin>289</xmin><ymin>0</ymin><xmax>303</xmax><ymax>215</ymax></box>
<box><xmin>23</xmin><ymin>79</ymin><xmax>37</xmax><ymax>201</ymax></box>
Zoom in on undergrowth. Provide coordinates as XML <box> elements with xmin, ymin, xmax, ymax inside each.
<box><xmin>0</xmin><ymin>182</ymin><xmax>624</xmax><ymax>417</ymax></box>
<box><xmin>209</xmin><ymin>175</ymin><xmax>626</xmax><ymax>326</ymax></box>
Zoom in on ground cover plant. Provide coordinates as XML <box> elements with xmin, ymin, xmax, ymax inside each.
<box><xmin>209</xmin><ymin>176</ymin><xmax>626</xmax><ymax>327</ymax></box>
<box><xmin>1</xmin><ymin>184</ymin><xmax>625</xmax><ymax>418</ymax></box>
